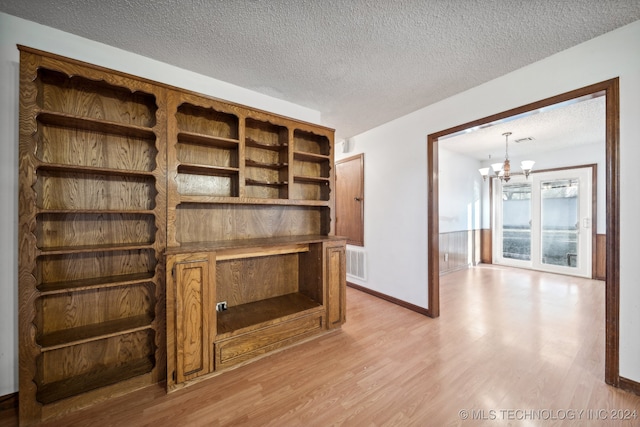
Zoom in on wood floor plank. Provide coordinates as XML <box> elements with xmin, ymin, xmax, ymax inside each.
<box><xmin>3</xmin><ymin>264</ymin><xmax>639</xmax><ymax>426</ymax></box>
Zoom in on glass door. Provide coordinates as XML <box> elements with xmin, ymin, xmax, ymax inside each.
<box><xmin>541</xmin><ymin>178</ymin><xmax>580</xmax><ymax>267</ymax></box>
<box><xmin>494</xmin><ymin>167</ymin><xmax>593</xmax><ymax>278</ymax></box>
<box><xmin>495</xmin><ymin>177</ymin><xmax>532</xmax><ymax>269</ymax></box>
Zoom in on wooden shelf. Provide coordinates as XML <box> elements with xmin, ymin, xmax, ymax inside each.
<box><xmin>245</xmin><ymin>159</ymin><xmax>288</xmax><ymax>169</ymax></box>
<box><xmin>245</xmin><ymin>178</ymin><xmax>288</xmax><ymax>187</ymax></box>
<box><xmin>293</xmin><ymin>151</ymin><xmax>330</xmax><ymax>163</ymax></box>
<box><xmin>245</xmin><ymin>138</ymin><xmax>288</xmax><ymax>152</ymax></box>
<box><xmin>36</xmin><ymin>162</ymin><xmax>155</xmax><ymax>178</ymax></box>
<box><xmin>293</xmin><ymin>129</ymin><xmax>330</xmax><ymax>156</ymax></box>
<box><xmin>166</xmin><ymin>235</ymin><xmax>343</xmax><ymax>255</ymax></box>
<box><xmin>36</xmin><ymin>208</ymin><xmax>156</xmax><ymax>215</ymax></box>
<box><xmin>177</xmin><ymin>163</ymin><xmax>239</xmax><ymax>176</ymax></box>
<box><xmin>177</xmin><ymin>195</ymin><xmax>329</xmax><ymax>207</ymax></box>
<box><xmin>38</xmin><ymin>242</ymin><xmax>154</xmax><ymax>256</ymax></box>
<box><xmin>294</xmin><ymin>175</ymin><xmax>330</xmax><ymax>184</ymax></box>
<box><xmin>38</xmin><ymin>272</ymin><xmax>156</xmax><ymax>295</ymax></box>
<box><xmin>177</xmin><ymin>131</ymin><xmax>239</xmax><ymax>148</ymax></box>
<box><xmin>217</xmin><ymin>293</ymin><xmax>323</xmax><ymax>337</ymax></box>
<box><xmin>38</xmin><ymin>314</ymin><xmax>154</xmax><ymax>351</ymax></box>
<box><xmin>36</xmin><ymin>357</ymin><xmax>154</xmax><ymax>405</ymax></box>
<box><xmin>37</xmin><ymin>111</ymin><xmax>156</xmax><ymax>139</ymax></box>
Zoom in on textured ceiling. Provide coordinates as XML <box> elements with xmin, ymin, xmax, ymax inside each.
<box><xmin>1</xmin><ymin>1</ymin><xmax>639</xmax><ymax>140</ymax></box>
<box><xmin>440</xmin><ymin>95</ymin><xmax>605</xmax><ymax>161</ymax></box>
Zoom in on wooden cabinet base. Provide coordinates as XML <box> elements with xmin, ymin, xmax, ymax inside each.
<box><xmin>167</xmin><ymin>327</ymin><xmax>339</xmax><ymax>393</ymax></box>
<box><xmin>215</xmin><ymin>311</ymin><xmax>324</xmax><ymax>370</ymax></box>
<box><xmin>166</xmin><ymin>236</ymin><xmax>346</xmax><ymax>392</ymax></box>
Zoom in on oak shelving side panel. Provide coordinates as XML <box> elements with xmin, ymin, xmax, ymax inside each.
<box><xmin>18</xmin><ymin>47</ymin><xmax>167</xmax><ymax>425</ymax></box>
<box><xmin>175</xmin><ymin>203</ymin><xmax>330</xmax><ymax>243</ymax></box>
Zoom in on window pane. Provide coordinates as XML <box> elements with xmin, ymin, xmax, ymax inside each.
<box><xmin>502</xmin><ymin>183</ymin><xmax>531</xmax><ymax>261</ymax></box>
<box><xmin>541</xmin><ymin>179</ymin><xmax>579</xmax><ymax>267</ymax></box>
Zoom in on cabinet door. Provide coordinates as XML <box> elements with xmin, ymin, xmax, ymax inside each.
<box><xmin>167</xmin><ymin>252</ymin><xmax>215</xmax><ymax>386</ymax></box>
<box><xmin>325</xmin><ymin>244</ymin><xmax>346</xmax><ymax>328</ymax></box>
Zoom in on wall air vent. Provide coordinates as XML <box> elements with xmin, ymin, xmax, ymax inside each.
<box><xmin>514</xmin><ymin>137</ymin><xmax>535</xmax><ymax>143</ymax></box>
<box><xmin>346</xmin><ymin>247</ymin><xmax>367</xmax><ymax>281</ymax></box>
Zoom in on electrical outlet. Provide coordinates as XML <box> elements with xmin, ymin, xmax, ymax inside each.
<box><xmin>216</xmin><ymin>301</ymin><xmax>228</xmax><ymax>312</ymax></box>
<box><xmin>444</xmin><ymin>253</ymin><xmax>449</xmax><ymax>262</ymax></box>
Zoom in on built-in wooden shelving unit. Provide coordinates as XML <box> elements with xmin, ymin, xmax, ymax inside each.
<box><xmin>19</xmin><ymin>48</ymin><xmax>167</xmax><ymax>425</ymax></box>
<box><xmin>18</xmin><ymin>46</ymin><xmax>345</xmax><ymax>426</ymax></box>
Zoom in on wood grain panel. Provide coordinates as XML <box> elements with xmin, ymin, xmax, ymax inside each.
<box><xmin>244</xmin><ymin>181</ymin><xmax>287</xmax><ymax>200</ymax></box>
<box><xmin>37</xmin><ymin>68</ymin><xmax>157</xmax><ymax>128</ymax></box>
<box><xmin>481</xmin><ymin>228</ymin><xmax>492</xmax><ymax>264</ymax></box>
<box><xmin>38</xmin><ymin>249</ymin><xmax>156</xmax><ymax>285</ymax></box>
<box><xmin>35</xmin><ymin>171</ymin><xmax>156</xmax><ymax>211</ymax></box>
<box><xmin>176</xmin><ymin>204</ymin><xmax>328</xmax><ymax>242</ymax></box>
<box><xmin>176</xmin><ymin>103</ymin><xmax>238</xmax><ymax>139</ymax></box>
<box><xmin>177</xmin><ymin>143</ymin><xmax>237</xmax><ymax>168</ymax></box>
<box><xmin>36</xmin><ymin>358</ymin><xmax>154</xmax><ymax>406</ymax></box>
<box><xmin>36</xmin><ymin>283</ymin><xmax>154</xmax><ymax>337</ymax></box>
<box><xmin>214</xmin><ymin>243</ymin><xmax>308</xmax><ymax>261</ymax></box>
<box><xmin>293</xmin><ymin>130</ymin><xmax>330</xmax><ymax>155</ymax></box>
<box><xmin>326</xmin><ymin>245</ymin><xmax>346</xmax><ymax>328</ymax></box>
<box><xmin>596</xmin><ymin>233</ymin><xmax>606</xmax><ymax>280</ymax></box>
<box><xmin>245</xmin><ymin>118</ymin><xmax>288</xmax><ymax>146</ymax></box>
<box><xmin>36</xmin><ymin>213</ymin><xmax>156</xmax><ymax>249</ymax></box>
<box><xmin>175</xmin><ymin>259</ymin><xmax>211</xmax><ymax>381</ymax></box>
<box><xmin>290</xmin><ymin>182</ymin><xmax>330</xmax><ymax>201</ymax></box>
<box><xmin>298</xmin><ymin>243</ymin><xmax>324</xmax><ymax>304</ymax></box>
<box><xmin>215</xmin><ymin>314</ymin><xmax>323</xmax><ymax>369</ymax></box>
<box><xmin>35</xmin><ymin>330</ymin><xmax>155</xmax><ymax>387</ymax></box>
<box><xmin>216</xmin><ymin>254</ymin><xmax>299</xmax><ymax>307</ymax></box>
<box><xmin>244</xmin><ymin>148</ymin><xmax>285</xmax><ymax>167</ymax></box>
<box><xmin>292</xmin><ymin>159</ymin><xmax>328</xmax><ymax>178</ymax></box>
<box><xmin>176</xmin><ymin>173</ymin><xmax>237</xmax><ymax>197</ymax></box>
<box><xmin>216</xmin><ymin>293</ymin><xmax>322</xmax><ymax>336</ymax></box>
<box><xmin>37</xmin><ymin>124</ymin><xmax>157</xmax><ymax>171</ymax></box>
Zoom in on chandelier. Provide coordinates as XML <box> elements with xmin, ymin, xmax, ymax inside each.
<box><xmin>478</xmin><ymin>132</ymin><xmax>535</xmax><ymax>182</ymax></box>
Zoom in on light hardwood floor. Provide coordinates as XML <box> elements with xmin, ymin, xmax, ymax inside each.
<box><xmin>3</xmin><ymin>264</ymin><xmax>640</xmax><ymax>426</ymax></box>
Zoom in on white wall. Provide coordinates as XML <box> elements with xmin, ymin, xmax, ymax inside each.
<box><xmin>480</xmin><ymin>142</ymin><xmax>606</xmax><ymax>233</ymax></box>
<box><xmin>338</xmin><ymin>20</ymin><xmax>640</xmax><ymax>383</ymax></box>
<box><xmin>0</xmin><ymin>12</ymin><xmax>322</xmax><ymax>396</ymax></box>
<box><xmin>439</xmin><ymin>148</ymin><xmax>482</xmax><ymax>233</ymax></box>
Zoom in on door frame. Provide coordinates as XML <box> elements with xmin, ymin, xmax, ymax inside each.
<box><xmin>426</xmin><ymin>78</ymin><xmax>620</xmax><ymax>386</ymax></box>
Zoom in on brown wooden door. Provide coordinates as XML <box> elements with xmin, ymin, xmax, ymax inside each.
<box><xmin>336</xmin><ymin>154</ymin><xmax>364</xmax><ymax>246</ymax></box>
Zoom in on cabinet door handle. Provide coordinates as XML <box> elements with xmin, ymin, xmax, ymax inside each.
<box><xmin>354</xmin><ymin>197</ymin><xmax>362</xmax><ymax>202</ymax></box>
